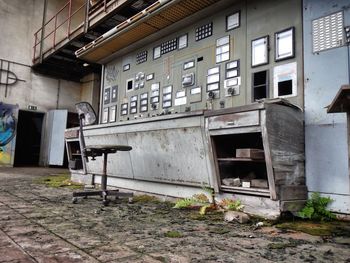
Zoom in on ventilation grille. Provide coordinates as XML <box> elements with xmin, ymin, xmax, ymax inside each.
<box><xmin>312</xmin><ymin>11</ymin><xmax>344</xmax><ymax>53</ymax></box>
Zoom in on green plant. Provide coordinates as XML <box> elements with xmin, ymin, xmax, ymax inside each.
<box><xmin>298</xmin><ymin>192</ymin><xmax>336</xmax><ymax>221</ymax></box>
<box><xmin>218</xmin><ymin>198</ymin><xmax>244</xmax><ymax>211</ymax></box>
<box><xmin>173</xmin><ymin>198</ymin><xmax>198</xmax><ymax>209</ymax></box>
<box><xmin>202</xmin><ymin>186</ymin><xmax>216</xmax><ymax>205</ymax></box>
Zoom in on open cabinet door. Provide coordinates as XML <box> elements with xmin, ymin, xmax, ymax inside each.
<box><xmin>47</xmin><ymin>109</ymin><xmax>68</xmax><ymax>166</ymax></box>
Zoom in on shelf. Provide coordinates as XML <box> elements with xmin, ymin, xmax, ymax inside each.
<box><xmin>220</xmin><ymin>185</ymin><xmax>270</xmax><ymax>197</ymax></box>
<box><xmin>217</xmin><ymin>157</ymin><xmax>265</xmax><ymax>162</ymax></box>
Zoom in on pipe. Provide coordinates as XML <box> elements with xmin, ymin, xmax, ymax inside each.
<box><xmin>75</xmin><ymin>0</ymin><xmax>172</xmax><ymax>58</ymax></box>
<box><xmin>39</xmin><ymin>0</ymin><xmax>48</xmax><ymax>63</ymax></box>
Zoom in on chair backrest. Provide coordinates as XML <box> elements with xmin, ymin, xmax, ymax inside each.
<box><xmin>75</xmin><ymin>102</ymin><xmax>97</xmax><ymax>162</ymax></box>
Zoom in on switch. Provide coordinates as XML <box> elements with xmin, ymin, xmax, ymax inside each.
<box><xmin>182</xmin><ymin>73</ymin><xmax>195</xmax><ymax>87</ymax></box>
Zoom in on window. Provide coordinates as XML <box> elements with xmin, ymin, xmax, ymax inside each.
<box><xmin>251</xmin><ymin>36</ymin><xmax>269</xmax><ymax>67</ymax></box>
<box><xmin>216</xmin><ymin>36</ymin><xmax>230</xmax><ymax>63</ymax></box>
<box><xmin>275</xmin><ymin>27</ymin><xmax>295</xmax><ymax>61</ymax></box>
<box><xmin>226</xmin><ymin>11</ymin><xmax>240</xmax><ymax>31</ymax></box>
<box><xmin>252</xmin><ymin>70</ymin><xmax>269</xmax><ymax>101</ymax></box>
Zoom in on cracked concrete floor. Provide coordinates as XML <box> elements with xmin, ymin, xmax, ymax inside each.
<box><xmin>0</xmin><ymin>167</ymin><xmax>350</xmax><ymax>263</ymax></box>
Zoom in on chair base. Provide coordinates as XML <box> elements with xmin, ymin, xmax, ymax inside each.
<box><xmin>72</xmin><ymin>189</ymin><xmax>133</xmax><ymax>205</ymax></box>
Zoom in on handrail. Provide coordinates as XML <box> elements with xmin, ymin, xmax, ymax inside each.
<box><xmin>33</xmin><ymin>0</ymin><xmax>112</xmax><ymax>63</ymax></box>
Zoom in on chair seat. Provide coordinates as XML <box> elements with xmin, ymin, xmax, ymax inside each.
<box><xmin>85</xmin><ymin>145</ymin><xmax>132</xmax><ymax>157</ymax></box>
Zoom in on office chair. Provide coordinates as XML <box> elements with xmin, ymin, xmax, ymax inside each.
<box><xmin>72</xmin><ymin>102</ymin><xmax>133</xmax><ymax>205</ymax></box>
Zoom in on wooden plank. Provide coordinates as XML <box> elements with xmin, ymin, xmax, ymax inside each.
<box><xmin>327</xmin><ymin>85</ymin><xmax>350</xmax><ymax>113</ymax></box>
<box><xmin>220</xmin><ymin>185</ymin><xmax>270</xmax><ymax>197</ymax></box>
<box><xmin>208</xmin><ymin>110</ymin><xmax>260</xmax><ymax>130</ymax></box>
<box><xmin>251</xmin><ymin>179</ymin><xmax>269</xmax><ymax>188</ymax></box>
<box><xmin>261</xmin><ymin>110</ymin><xmax>277</xmax><ymax>200</ymax></box>
<box><xmin>204</xmin><ymin>103</ymin><xmax>264</xmax><ymax>117</ymax></box>
<box><xmin>280</xmin><ymin>185</ymin><xmax>308</xmax><ymax>201</ymax></box>
<box><xmin>280</xmin><ymin>200</ymin><xmax>307</xmax><ymax>212</ymax></box>
<box><xmin>264</xmin><ymin>103</ymin><xmax>305</xmax><ymax>189</ymax></box>
<box><xmin>217</xmin><ymin>157</ymin><xmax>265</xmax><ymax>162</ymax></box>
<box><xmin>236</xmin><ymin>148</ymin><xmax>264</xmax><ymax>159</ymax></box>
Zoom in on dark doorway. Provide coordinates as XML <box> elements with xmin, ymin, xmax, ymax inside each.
<box><xmin>14</xmin><ymin>110</ymin><xmax>44</xmax><ymax>167</ymax></box>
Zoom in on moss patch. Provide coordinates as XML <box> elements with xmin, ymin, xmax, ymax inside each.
<box><xmin>276</xmin><ymin>221</ymin><xmax>350</xmax><ymax>237</ymax></box>
<box><xmin>164</xmin><ymin>231</ymin><xmax>183</xmax><ymax>238</ymax></box>
<box><xmin>268</xmin><ymin>242</ymin><xmax>297</xmax><ymax>249</ymax></box>
<box><xmin>34</xmin><ymin>174</ymin><xmax>83</xmax><ymax>189</ymax></box>
<box><xmin>133</xmin><ymin>194</ymin><xmax>159</xmax><ymax>203</ymax></box>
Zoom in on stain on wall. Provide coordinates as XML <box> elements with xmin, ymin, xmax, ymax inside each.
<box><xmin>0</xmin><ymin>102</ymin><xmax>18</xmax><ymax>166</ymax></box>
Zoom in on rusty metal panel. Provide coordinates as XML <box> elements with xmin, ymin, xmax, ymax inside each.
<box><xmin>207</xmin><ymin>110</ymin><xmax>260</xmax><ymax>130</ymax></box>
<box><xmin>84</xmin><ymin>133</ymin><xmax>133</xmax><ymax>179</ymax></box>
<box><xmin>82</xmin><ymin>114</ymin><xmax>213</xmax><ymax>187</ymax></box>
<box><xmin>127</xmin><ymin>126</ymin><xmax>210</xmax><ymax>185</ymax></box>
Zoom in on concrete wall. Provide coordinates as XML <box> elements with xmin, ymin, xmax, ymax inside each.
<box><xmin>303</xmin><ymin>0</ymin><xmax>350</xmax><ymax>214</ymax></box>
<box><xmin>0</xmin><ymin>0</ymin><xmax>86</xmax><ymax>166</ymax></box>
<box><xmin>81</xmin><ymin>73</ymin><xmax>101</xmax><ymax>113</ymax></box>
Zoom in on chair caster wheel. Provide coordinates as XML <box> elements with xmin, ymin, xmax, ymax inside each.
<box><xmin>102</xmin><ymin>199</ymin><xmax>110</xmax><ymax>206</ymax></box>
<box><xmin>72</xmin><ymin>197</ymin><xmax>78</xmax><ymax>204</ymax></box>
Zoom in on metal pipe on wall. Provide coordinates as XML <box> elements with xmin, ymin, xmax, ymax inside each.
<box><xmin>39</xmin><ymin>0</ymin><xmax>48</xmax><ymax>63</ymax></box>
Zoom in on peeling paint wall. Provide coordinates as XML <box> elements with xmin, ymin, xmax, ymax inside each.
<box><xmin>303</xmin><ymin>0</ymin><xmax>350</xmax><ymax>213</ymax></box>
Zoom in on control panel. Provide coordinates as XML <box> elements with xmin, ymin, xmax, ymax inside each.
<box><xmin>100</xmin><ymin>0</ymin><xmax>302</xmax><ymax>124</ymax></box>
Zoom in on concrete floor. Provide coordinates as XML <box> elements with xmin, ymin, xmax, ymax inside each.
<box><xmin>0</xmin><ymin>167</ymin><xmax>350</xmax><ymax>263</ymax></box>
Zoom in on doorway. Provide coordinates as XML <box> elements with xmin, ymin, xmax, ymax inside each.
<box><xmin>14</xmin><ymin>110</ymin><xmax>44</xmax><ymax>166</ymax></box>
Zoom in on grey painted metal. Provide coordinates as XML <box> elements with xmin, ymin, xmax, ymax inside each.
<box><xmin>47</xmin><ymin>109</ymin><xmax>68</xmax><ymax>166</ymax></box>
<box><xmin>303</xmin><ymin>0</ymin><xmax>350</xmax><ymax>213</ymax></box>
<box><xmin>83</xmin><ymin>112</ymin><xmax>213</xmax><ymax>187</ymax></box>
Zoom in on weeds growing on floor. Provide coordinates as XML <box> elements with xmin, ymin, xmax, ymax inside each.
<box><xmin>34</xmin><ymin>173</ymin><xmax>83</xmax><ymax>189</ymax></box>
<box><xmin>298</xmin><ymin>192</ymin><xmax>336</xmax><ymax>221</ymax></box>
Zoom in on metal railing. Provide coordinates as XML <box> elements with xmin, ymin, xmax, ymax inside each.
<box><xmin>32</xmin><ymin>0</ymin><xmax>111</xmax><ymax>64</ymax></box>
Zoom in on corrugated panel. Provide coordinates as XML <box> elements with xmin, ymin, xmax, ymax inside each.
<box><xmin>80</xmin><ymin>0</ymin><xmax>221</xmax><ymax>62</ymax></box>
<box><xmin>145</xmin><ymin>15</ymin><xmax>174</xmax><ymax>29</ymax></box>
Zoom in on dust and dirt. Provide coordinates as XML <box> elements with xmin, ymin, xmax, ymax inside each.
<box><xmin>0</xmin><ymin>168</ymin><xmax>349</xmax><ymax>262</ymax></box>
